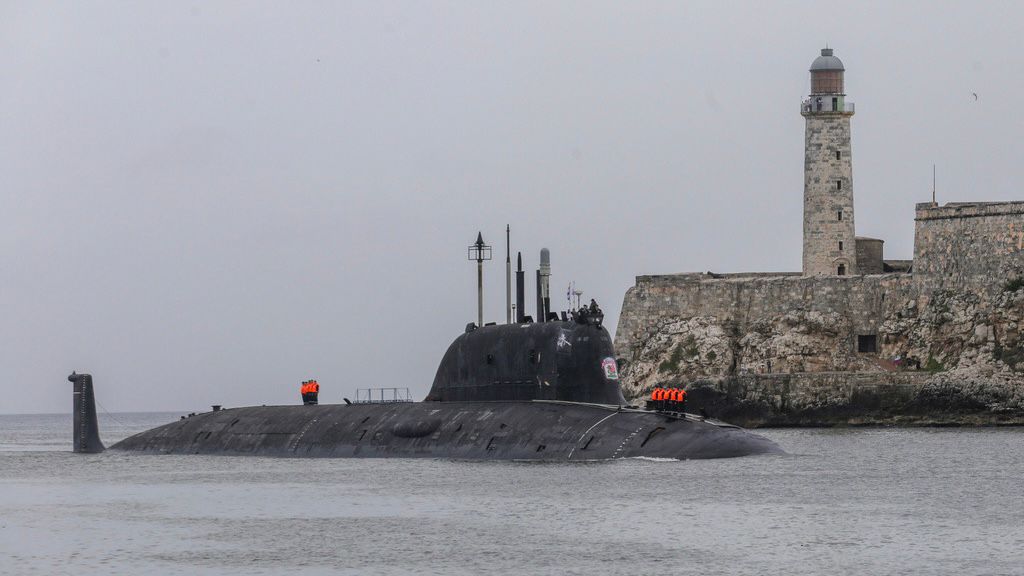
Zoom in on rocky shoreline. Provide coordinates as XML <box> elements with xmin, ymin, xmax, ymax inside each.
<box><xmin>615</xmin><ymin>267</ymin><xmax>1024</xmax><ymax>428</ymax></box>
<box><xmin>655</xmin><ymin>373</ymin><xmax>1024</xmax><ymax>428</ymax></box>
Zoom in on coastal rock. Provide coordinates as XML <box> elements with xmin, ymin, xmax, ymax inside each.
<box><xmin>615</xmin><ymin>273</ymin><xmax>1024</xmax><ymax>426</ymax></box>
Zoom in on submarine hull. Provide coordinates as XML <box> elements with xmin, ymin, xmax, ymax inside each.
<box><xmin>112</xmin><ymin>401</ymin><xmax>781</xmax><ymax>460</ymax></box>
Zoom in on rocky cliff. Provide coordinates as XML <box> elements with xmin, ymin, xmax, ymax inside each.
<box><xmin>615</xmin><ymin>272</ymin><xmax>1024</xmax><ymax>426</ymax></box>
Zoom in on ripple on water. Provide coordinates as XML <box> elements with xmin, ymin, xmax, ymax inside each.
<box><xmin>1</xmin><ymin>415</ymin><xmax>1023</xmax><ymax>575</ymax></box>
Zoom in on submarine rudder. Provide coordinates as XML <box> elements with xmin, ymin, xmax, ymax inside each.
<box><xmin>68</xmin><ymin>372</ymin><xmax>105</xmax><ymax>454</ymax></box>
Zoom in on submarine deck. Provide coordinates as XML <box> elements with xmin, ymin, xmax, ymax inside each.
<box><xmin>112</xmin><ymin>400</ymin><xmax>781</xmax><ymax>460</ymax></box>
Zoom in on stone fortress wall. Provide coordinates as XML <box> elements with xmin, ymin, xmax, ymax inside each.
<box><xmin>615</xmin><ymin>273</ymin><xmax>914</xmax><ymax>371</ymax></box>
<box><xmin>615</xmin><ymin>202</ymin><xmax>1024</xmax><ymax>426</ymax></box>
<box><xmin>914</xmin><ymin>202</ymin><xmax>1024</xmax><ymax>294</ymax></box>
<box><xmin>614</xmin><ymin>48</ymin><xmax>1024</xmax><ymax>426</ymax></box>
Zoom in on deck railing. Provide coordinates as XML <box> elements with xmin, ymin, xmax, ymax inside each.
<box><xmin>354</xmin><ymin>387</ymin><xmax>414</xmax><ymax>404</ymax></box>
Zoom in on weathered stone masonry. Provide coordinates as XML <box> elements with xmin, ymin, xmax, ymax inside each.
<box><xmin>914</xmin><ymin>202</ymin><xmax>1024</xmax><ymax>295</ymax></box>
<box><xmin>614</xmin><ymin>212</ymin><xmax>1024</xmax><ymax>425</ymax></box>
<box><xmin>613</xmin><ymin>48</ymin><xmax>1024</xmax><ymax>426</ymax></box>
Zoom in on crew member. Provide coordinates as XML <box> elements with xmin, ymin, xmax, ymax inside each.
<box><xmin>300</xmin><ymin>380</ymin><xmax>320</xmax><ymax>405</ymax></box>
<box><xmin>308</xmin><ymin>379</ymin><xmax>319</xmax><ymax>405</ymax></box>
<box><xmin>670</xmin><ymin>388</ymin><xmax>680</xmax><ymax>412</ymax></box>
<box><xmin>678</xmin><ymin>388</ymin><xmax>687</xmax><ymax>413</ymax></box>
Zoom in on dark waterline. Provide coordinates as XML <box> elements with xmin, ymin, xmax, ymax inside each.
<box><xmin>1</xmin><ymin>414</ymin><xmax>1022</xmax><ymax>575</ymax></box>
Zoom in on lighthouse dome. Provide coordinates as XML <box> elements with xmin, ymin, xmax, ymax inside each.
<box><xmin>810</xmin><ymin>48</ymin><xmax>845</xmax><ymax>71</ymax></box>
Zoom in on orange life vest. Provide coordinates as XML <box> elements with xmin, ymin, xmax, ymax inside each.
<box><xmin>310</xmin><ymin>381</ymin><xmax>319</xmax><ymax>394</ymax></box>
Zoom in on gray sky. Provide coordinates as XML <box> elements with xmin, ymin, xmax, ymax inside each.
<box><xmin>3</xmin><ymin>1</ymin><xmax>1023</xmax><ymax>414</ymax></box>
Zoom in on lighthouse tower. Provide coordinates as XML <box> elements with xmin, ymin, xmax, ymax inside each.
<box><xmin>801</xmin><ymin>48</ymin><xmax>856</xmax><ymax>276</ymax></box>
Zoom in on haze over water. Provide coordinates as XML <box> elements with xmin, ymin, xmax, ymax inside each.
<box><xmin>6</xmin><ymin>2</ymin><xmax>1024</xmax><ymax>415</ymax></box>
<box><xmin>2</xmin><ymin>414</ymin><xmax>1022</xmax><ymax>575</ymax></box>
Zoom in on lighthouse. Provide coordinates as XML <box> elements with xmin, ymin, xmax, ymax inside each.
<box><xmin>801</xmin><ymin>48</ymin><xmax>857</xmax><ymax>276</ymax></box>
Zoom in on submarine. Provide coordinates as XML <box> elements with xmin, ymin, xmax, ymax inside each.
<box><xmin>71</xmin><ymin>317</ymin><xmax>782</xmax><ymax>460</ymax></box>
<box><xmin>70</xmin><ymin>243</ymin><xmax>782</xmax><ymax>460</ymax></box>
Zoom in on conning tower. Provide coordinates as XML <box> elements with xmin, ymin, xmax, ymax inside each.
<box><xmin>802</xmin><ymin>47</ymin><xmax>857</xmax><ymax>276</ymax></box>
<box><xmin>426</xmin><ymin>316</ymin><xmax>626</xmax><ymax>405</ymax></box>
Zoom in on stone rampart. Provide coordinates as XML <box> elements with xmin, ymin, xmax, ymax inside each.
<box><xmin>614</xmin><ymin>270</ymin><xmax>1024</xmax><ymax>426</ymax></box>
<box><xmin>914</xmin><ymin>202</ymin><xmax>1024</xmax><ymax>295</ymax></box>
<box><xmin>615</xmin><ymin>273</ymin><xmax>913</xmax><ymax>363</ymax></box>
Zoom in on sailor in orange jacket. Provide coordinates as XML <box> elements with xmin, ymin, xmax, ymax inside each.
<box><xmin>301</xmin><ymin>380</ymin><xmax>320</xmax><ymax>405</ymax></box>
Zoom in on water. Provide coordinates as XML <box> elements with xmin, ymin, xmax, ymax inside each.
<box><xmin>1</xmin><ymin>414</ymin><xmax>1022</xmax><ymax>576</ymax></box>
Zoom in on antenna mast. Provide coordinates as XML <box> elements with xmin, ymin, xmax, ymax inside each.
<box><xmin>505</xmin><ymin>225</ymin><xmax>511</xmax><ymax>324</ymax></box>
<box><xmin>468</xmin><ymin>232</ymin><xmax>492</xmax><ymax>328</ymax></box>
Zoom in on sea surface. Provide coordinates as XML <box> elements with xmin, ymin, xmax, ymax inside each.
<box><xmin>1</xmin><ymin>413</ymin><xmax>1022</xmax><ymax>576</ymax></box>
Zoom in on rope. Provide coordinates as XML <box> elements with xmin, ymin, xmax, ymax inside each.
<box><xmin>95</xmin><ymin>397</ymin><xmax>130</xmax><ymax>429</ymax></box>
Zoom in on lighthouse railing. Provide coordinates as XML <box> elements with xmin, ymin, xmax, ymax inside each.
<box><xmin>801</xmin><ymin>99</ymin><xmax>855</xmax><ymax>113</ymax></box>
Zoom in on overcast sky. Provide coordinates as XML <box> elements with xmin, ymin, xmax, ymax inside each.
<box><xmin>3</xmin><ymin>1</ymin><xmax>1023</xmax><ymax>414</ymax></box>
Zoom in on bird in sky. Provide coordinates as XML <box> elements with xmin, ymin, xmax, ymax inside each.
<box><xmin>972</xmin><ymin>92</ymin><xmax>978</xmax><ymax>101</ymax></box>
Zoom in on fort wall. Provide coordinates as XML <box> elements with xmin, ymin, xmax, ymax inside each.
<box><xmin>614</xmin><ymin>202</ymin><xmax>1024</xmax><ymax>424</ymax></box>
<box><xmin>913</xmin><ymin>201</ymin><xmax>1024</xmax><ymax>295</ymax></box>
<box><xmin>615</xmin><ymin>273</ymin><xmax>913</xmax><ymax>362</ymax></box>
<box><xmin>613</xmin><ymin>49</ymin><xmax>1024</xmax><ymax>425</ymax></box>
